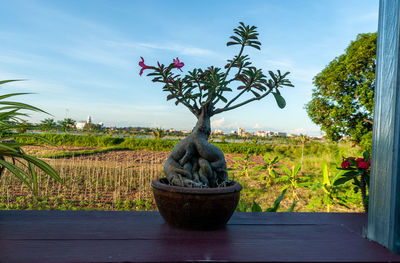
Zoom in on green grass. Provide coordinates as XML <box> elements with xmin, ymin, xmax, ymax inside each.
<box><xmin>19</xmin><ymin>133</ymin><xmax>363</xmax><ymax>157</ymax></box>
<box><xmin>39</xmin><ymin>147</ymin><xmax>130</xmax><ymax>158</ymax></box>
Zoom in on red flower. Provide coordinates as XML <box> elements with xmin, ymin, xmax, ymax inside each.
<box><xmin>173</xmin><ymin>57</ymin><xmax>184</xmax><ymax>72</ymax></box>
<box><xmin>356</xmin><ymin>158</ymin><xmax>364</xmax><ymax>163</ymax></box>
<box><xmin>139</xmin><ymin>57</ymin><xmax>153</xmax><ymax>76</ymax></box>
<box><xmin>341</xmin><ymin>160</ymin><xmax>351</xmax><ymax>168</ymax></box>
<box><xmin>358</xmin><ymin>161</ymin><xmax>370</xmax><ymax>169</ymax></box>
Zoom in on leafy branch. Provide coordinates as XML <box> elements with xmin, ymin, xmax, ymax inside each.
<box><xmin>140</xmin><ymin>22</ymin><xmax>294</xmax><ymax>118</ymax></box>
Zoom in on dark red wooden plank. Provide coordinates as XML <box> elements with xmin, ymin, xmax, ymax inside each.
<box><xmin>0</xmin><ymin>211</ymin><xmax>399</xmax><ymax>262</ymax></box>
<box><xmin>1</xmin><ymin>232</ymin><xmax>398</xmax><ymax>262</ymax></box>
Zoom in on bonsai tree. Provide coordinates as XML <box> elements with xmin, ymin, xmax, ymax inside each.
<box><xmin>140</xmin><ymin>22</ymin><xmax>293</xmax><ymax>188</ymax></box>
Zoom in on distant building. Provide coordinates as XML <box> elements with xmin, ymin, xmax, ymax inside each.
<box><xmin>274</xmin><ymin>132</ymin><xmax>287</xmax><ymax>137</ymax></box>
<box><xmin>75</xmin><ymin>122</ymin><xmax>86</xmax><ymax>130</ymax></box>
<box><xmin>238</xmin><ymin>128</ymin><xmax>245</xmax><ymax>137</ymax></box>
<box><xmin>214</xmin><ymin>129</ymin><xmax>224</xmax><ymax>135</ymax></box>
<box><xmin>257</xmin><ymin>131</ymin><xmax>267</xmax><ymax>137</ymax></box>
<box><xmin>75</xmin><ymin>115</ymin><xmax>101</xmax><ymax>130</ymax></box>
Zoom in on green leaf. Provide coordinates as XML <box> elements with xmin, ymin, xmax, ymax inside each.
<box><xmin>0</xmin><ymin>101</ymin><xmax>48</xmax><ymax>114</ymax></box>
<box><xmin>28</xmin><ymin>162</ymin><xmax>38</xmax><ymax>196</ymax></box>
<box><xmin>266</xmin><ymin>189</ymin><xmax>287</xmax><ymax>212</ymax></box>
<box><xmin>333</xmin><ymin>176</ymin><xmax>353</xmax><ymax>186</ymax></box>
<box><xmin>272</xmin><ymin>92</ymin><xmax>286</xmax><ymax>109</ymax></box>
<box><xmin>218</xmin><ymin>95</ymin><xmax>228</xmax><ymax>103</ymax></box>
<box><xmin>0</xmin><ymin>159</ymin><xmax>33</xmax><ymax>191</ymax></box>
<box><xmin>0</xmin><ymin>143</ymin><xmax>19</xmax><ymax>153</ymax></box>
<box><xmin>275</xmin><ymin>176</ymin><xmax>290</xmax><ymax>182</ymax></box>
<box><xmin>236</xmin><ymin>200</ymin><xmax>247</xmax><ymax>212</ymax></box>
<box><xmin>286</xmin><ymin>200</ymin><xmax>299</xmax><ymax>212</ymax></box>
<box><xmin>0</xmin><ymin>80</ymin><xmax>23</xmax><ymax>85</ymax></box>
<box><xmin>227</xmin><ymin>41</ymin><xmax>239</xmax><ymax>46</ymax></box>
<box><xmin>9</xmin><ymin>153</ymin><xmax>62</xmax><ymax>183</ymax></box>
<box><xmin>281</xmin><ymin>165</ymin><xmax>291</xmax><ymax>176</ymax></box>
<box><xmin>322</xmin><ymin>162</ymin><xmax>330</xmax><ymax>186</ymax></box>
<box><xmin>251</xmin><ymin>201</ymin><xmax>262</xmax><ymax>212</ymax></box>
<box><xmin>0</xmin><ymin>93</ymin><xmax>32</xmax><ymax>100</ymax></box>
<box><xmin>294</xmin><ymin>163</ymin><xmax>301</xmax><ymax>176</ymax></box>
<box><xmin>363</xmin><ymin>151</ymin><xmax>370</xmax><ymax>161</ymax></box>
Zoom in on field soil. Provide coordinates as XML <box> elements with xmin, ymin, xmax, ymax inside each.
<box><xmin>7</xmin><ymin>145</ymin><xmax>362</xmax><ymax>213</ymax></box>
<box><xmin>22</xmin><ymin>145</ymin><xmax>267</xmax><ymax>169</ymax></box>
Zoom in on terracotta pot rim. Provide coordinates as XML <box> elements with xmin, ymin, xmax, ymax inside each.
<box><xmin>151</xmin><ymin>178</ymin><xmax>242</xmax><ymax>195</ymax></box>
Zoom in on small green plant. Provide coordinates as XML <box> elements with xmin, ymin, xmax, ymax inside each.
<box><xmin>236</xmin><ymin>189</ymin><xmax>298</xmax><ymax>212</ymax></box>
<box><xmin>233</xmin><ymin>150</ymin><xmax>255</xmax><ymax>178</ymax></box>
<box><xmin>275</xmin><ymin>163</ymin><xmax>311</xmax><ymax>200</ymax></box>
<box><xmin>254</xmin><ymin>154</ymin><xmax>280</xmax><ymax>186</ymax></box>
<box><xmin>309</xmin><ymin>162</ymin><xmax>348</xmax><ymax>212</ymax></box>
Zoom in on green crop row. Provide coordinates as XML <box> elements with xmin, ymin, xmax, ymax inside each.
<box><xmin>19</xmin><ymin>133</ymin><xmax>361</xmax><ymax>158</ymax></box>
<box><xmin>0</xmin><ymin>196</ymin><xmax>155</xmax><ymax>211</ymax></box>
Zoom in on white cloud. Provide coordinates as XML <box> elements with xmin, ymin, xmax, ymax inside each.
<box><xmin>253</xmin><ymin>123</ymin><xmax>262</xmax><ymax>129</ymax></box>
<box><xmin>211</xmin><ymin>117</ymin><xmax>225</xmax><ymax>128</ymax></box>
<box><xmin>284</xmin><ymin>127</ymin><xmax>322</xmax><ymax>137</ymax></box>
<box><xmin>138</xmin><ymin>42</ymin><xmax>221</xmax><ymax>59</ymax></box>
<box><xmin>61</xmin><ymin>45</ymin><xmax>133</xmax><ymax>68</ymax></box>
<box><xmin>264</xmin><ymin>59</ymin><xmax>293</xmax><ymax>68</ymax></box>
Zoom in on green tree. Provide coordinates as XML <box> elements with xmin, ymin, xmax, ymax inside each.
<box><xmin>40</xmin><ymin>118</ymin><xmax>57</xmax><ymax>131</ymax></box>
<box><xmin>305</xmin><ymin>33</ymin><xmax>376</xmax><ymax>149</ymax></box>
<box><xmin>58</xmin><ymin>118</ymin><xmax>75</xmax><ymax>132</ymax></box>
<box><xmin>152</xmin><ymin>128</ymin><xmax>165</xmax><ymax>140</ymax></box>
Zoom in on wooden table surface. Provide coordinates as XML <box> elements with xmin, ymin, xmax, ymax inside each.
<box><xmin>1</xmin><ymin>211</ymin><xmax>399</xmax><ymax>262</ymax></box>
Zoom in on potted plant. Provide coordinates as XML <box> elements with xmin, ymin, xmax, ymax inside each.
<box><xmin>140</xmin><ymin>22</ymin><xmax>293</xmax><ymax>230</ymax></box>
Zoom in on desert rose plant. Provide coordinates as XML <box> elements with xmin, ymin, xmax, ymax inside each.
<box><xmin>140</xmin><ymin>22</ymin><xmax>293</xmax><ymax>188</ymax></box>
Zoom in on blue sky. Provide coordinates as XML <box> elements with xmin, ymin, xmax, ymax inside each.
<box><xmin>1</xmin><ymin>0</ymin><xmax>378</xmax><ymax>136</ymax></box>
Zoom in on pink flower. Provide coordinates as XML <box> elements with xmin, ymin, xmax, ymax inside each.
<box><xmin>157</xmin><ymin>61</ymin><xmax>162</xmax><ymax>69</ymax></box>
<box><xmin>358</xmin><ymin>161</ymin><xmax>370</xmax><ymax>169</ymax></box>
<box><xmin>173</xmin><ymin>57</ymin><xmax>184</xmax><ymax>72</ymax></box>
<box><xmin>139</xmin><ymin>57</ymin><xmax>153</xmax><ymax>76</ymax></box>
<box><xmin>341</xmin><ymin>159</ymin><xmax>351</xmax><ymax>169</ymax></box>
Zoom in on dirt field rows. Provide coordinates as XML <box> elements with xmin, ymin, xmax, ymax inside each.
<box><xmin>23</xmin><ymin>145</ymin><xmax>268</xmax><ymax>169</ymax></box>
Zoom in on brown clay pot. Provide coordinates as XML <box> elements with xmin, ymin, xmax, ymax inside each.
<box><xmin>151</xmin><ymin>178</ymin><xmax>242</xmax><ymax>230</ymax></box>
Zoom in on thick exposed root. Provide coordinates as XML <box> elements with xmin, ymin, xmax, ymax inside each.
<box><xmin>163</xmin><ymin>136</ymin><xmax>229</xmax><ymax>188</ymax></box>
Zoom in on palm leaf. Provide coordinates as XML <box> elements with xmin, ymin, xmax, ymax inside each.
<box><xmin>0</xmin><ymin>159</ymin><xmax>33</xmax><ymax>191</ymax></box>
<box><xmin>0</xmin><ymin>80</ymin><xmax>23</xmax><ymax>85</ymax></box>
